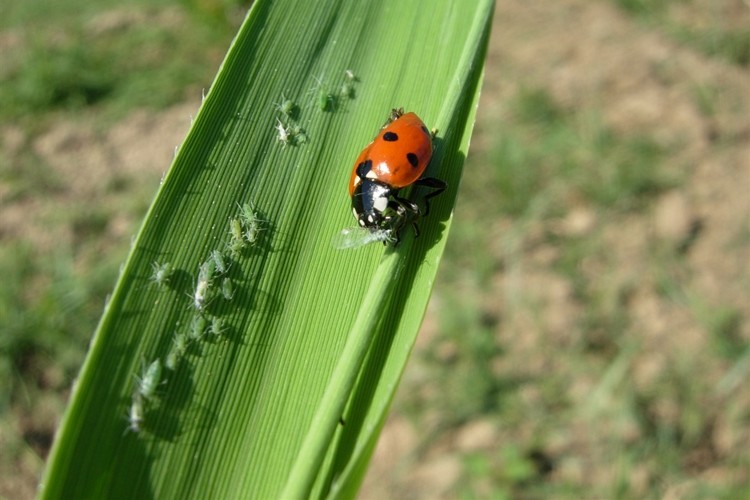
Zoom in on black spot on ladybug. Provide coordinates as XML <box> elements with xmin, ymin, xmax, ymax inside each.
<box><xmin>356</xmin><ymin>159</ymin><xmax>372</xmax><ymax>178</ymax></box>
<box><xmin>383</xmin><ymin>131</ymin><xmax>398</xmax><ymax>142</ymax></box>
<box><xmin>406</xmin><ymin>153</ymin><xmax>419</xmax><ymax>168</ymax></box>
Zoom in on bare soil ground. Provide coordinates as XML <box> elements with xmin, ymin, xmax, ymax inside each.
<box><xmin>362</xmin><ymin>0</ymin><xmax>749</xmax><ymax>497</ymax></box>
<box><xmin>1</xmin><ymin>0</ymin><xmax>747</xmax><ymax>497</ymax></box>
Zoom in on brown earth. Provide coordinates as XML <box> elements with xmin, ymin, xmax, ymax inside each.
<box><xmin>362</xmin><ymin>0</ymin><xmax>749</xmax><ymax>497</ymax></box>
<box><xmin>1</xmin><ymin>0</ymin><xmax>748</xmax><ymax>497</ymax></box>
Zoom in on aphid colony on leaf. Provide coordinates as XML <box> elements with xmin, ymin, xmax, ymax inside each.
<box><xmin>189</xmin><ymin>313</ymin><xmax>207</xmax><ymax>340</ymax></box>
<box><xmin>228</xmin><ymin>217</ymin><xmax>245</xmax><ymax>258</ymax></box>
<box><xmin>275</xmin><ymin>118</ymin><xmax>292</xmax><ymax>147</ymax></box>
<box><xmin>273</xmin><ymin>92</ymin><xmax>296</xmax><ymax>118</ymax></box>
<box><xmin>210</xmin><ymin>317</ymin><xmax>226</xmax><ymax>337</ymax></box>
<box><xmin>126</xmin><ymin>358</ymin><xmax>163</xmax><ymax>434</ymax></box>
<box><xmin>270</xmin><ymin>72</ymin><xmax>359</xmax><ymax>148</ymax></box>
<box><xmin>192</xmin><ymin>260</ymin><xmax>214</xmax><ymax>312</ymax></box>
<box><xmin>227</xmin><ymin>203</ymin><xmax>265</xmax><ymax>257</ymax></box>
<box><xmin>310</xmin><ymin>70</ymin><xmax>359</xmax><ymax>114</ymax></box>
<box><xmin>221</xmin><ymin>277</ymin><xmax>234</xmax><ymax>301</ymax></box>
<box><xmin>340</xmin><ymin>69</ymin><xmax>358</xmax><ymax>99</ymax></box>
<box><xmin>272</xmin><ymin>93</ymin><xmax>306</xmax><ymax>147</ymax></box>
<box><xmin>211</xmin><ymin>249</ymin><xmax>228</xmax><ymax>275</ymax></box>
<box><xmin>127</xmin><ymin>391</ymin><xmax>144</xmax><ymax>434</ymax></box>
<box><xmin>165</xmin><ymin>332</ymin><xmax>189</xmax><ymax>371</ymax></box>
<box><xmin>150</xmin><ymin>261</ymin><xmax>173</xmax><ymax>288</ymax></box>
<box><xmin>136</xmin><ymin>358</ymin><xmax>163</xmax><ymax>401</ymax></box>
<box><xmin>190</xmin><ymin>249</ymin><xmax>233</xmax><ymax>312</ymax></box>
<box><xmin>131</xmin><ymin>201</ymin><xmax>267</xmax><ymax>436</ymax></box>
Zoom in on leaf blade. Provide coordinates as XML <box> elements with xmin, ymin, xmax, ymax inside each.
<box><xmin>40</xmin><ymin>0</ymin><xmax>495</xmax><ymax>498</ymax></box>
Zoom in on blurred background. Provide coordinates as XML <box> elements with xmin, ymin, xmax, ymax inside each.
<box><xmin>1</xmin><ymin>0</ymin><xmax>748</xmax><ymax>497</ymax></box>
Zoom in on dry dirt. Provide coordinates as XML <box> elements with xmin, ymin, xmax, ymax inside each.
<box><xmin>362</xmin><ymin>0</ymin><xmax>749</xmax><ymax>497</ymax></box>
<box><xmin>1</xmin><ymin>0</ymin><xmax>748</xmax><ymax>497</ymax></box>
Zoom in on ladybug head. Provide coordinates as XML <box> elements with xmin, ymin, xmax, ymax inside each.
<box><xmin>351</xmin><ymin>180</ymin><xmax>393</xmax><ymax>230</ymax></box>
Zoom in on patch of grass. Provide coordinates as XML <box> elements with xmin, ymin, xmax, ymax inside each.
<box><xmin>553</xmin><ymin>236</ymin><xmax>632</xmax><ymax>356</ymax></box>
<box><xmin>676</xmin><ymin>27</ymin><xmax>750</xmax><ymax>68</ymax></box>
<box><xmin>0</xmin><ymin>243</ymin><xmax>118</xmax><ymax>392</ymax></box>
<box><xmin>579</xmin><ymin>285</ymin><xmax>633</xmax><ymax>356</ymax></box>
<box><xmin>514</xmin><ymin>87</ymin><xmax>567</xmax><ymax>125</ymax></box>
<box><xmin>701</xmin><ymin>305</ymin><xmax>745</xmax><ymax>361</ymax></box>
<box><xmin>467</xmin><ymin>88</ymin><xmax>674</xmax><ymax>221</ymax></box>
<box><xmin>0</xmin><ymin>0</ymin><xmax>231</xmax><ymax>445</ymax></box>
<box><xmin>581</xmin><ymin>133</ymin><xmax>675</xmax><ymax>210</ymax></box>
<box><xmin>612</xmin><ymin>0</ymin><xmax>750</xmax><ymax>68</ymax></box>
<box><xmin>483</xmin><ymin>88</ymin><xmax>572</xmax><ymax>217</ymax></box>
<box><xmin>0</xmin><ymin>2</ymin><xmax>234</xmax><ymax>124</ymax></box>
<box><xmin>631</xmin><ymin>358</ymin><xmax>715</xmax><ymax>465</ymax></box>
<box><xmin>486</xmin><ymin>134</ymin><xmax>546</xmax><ymax>216</ymax></box>
<box><xmin>408</xmin><ymin>77</ymin><xmax>720</xmax><ymax>496</ymax></box>
<box><xmin>0</xmin><ymin>3</ymin><xmax>233</xmax><ymax>480</ymax></box>
<box><xmin>430</xmin><ymin>85</ymin><xmax>676</xmax><ymax>436</ymax></box>
<box><xmin>1</xmin><ymin>0</ymin><xmax>745</xmax><ymax>496</ymax></box>
<box><xmin>0</xmin><ymin>225</ymin><xmax>126</xmax><ymax>480</ymax></box>
<box><xmin>0</xmin><ymin>240</ymin><xmax>126</xmax><ymax>476</ymax></box>
<box><xmin>613</xmin><ymin>0</ymin><xmax>675</xmax><ymax>18</ymax></box>
<box><xmin>410</xmin><ymin>296</ymin><xmax>506</xmax><ymax>427</ymax></box>
<box><xmin>2</xmin><ymin>40</ymin><xmax>116</xmax><ymax>114</ymax></box>
<box><xmin>691</xmin><ymin>82</ymin><xmax>720</xmax><ymax>118</ymax></box>
<box><xmin>459</xmin><ymin>446</ymin><xmax>542</xmax><ymax>498</ymax></box>
<box><xmin>653</xmin><ymin>257</ymin><xmax>747</xmax><ymax>362</ymax></box>
<box><xmin>0</xmin><ymin>150</ymin><xmax>64</xmax><ymax>204</ymax></box>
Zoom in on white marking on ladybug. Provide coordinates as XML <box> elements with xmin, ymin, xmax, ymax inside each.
<box><xmin>373</xmin><ymin>197</ymin><xmax>388</xmax><ymax>213</ymax></box>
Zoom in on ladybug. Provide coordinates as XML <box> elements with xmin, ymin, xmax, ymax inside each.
<box><xmin>348</xmin><ymin>108</ymin><xmax>446</xmax><ymax>240</ymax></box>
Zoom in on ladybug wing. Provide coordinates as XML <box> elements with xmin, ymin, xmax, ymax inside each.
<box><xmin>369</xmin><ymin>113</ymin><xmax>433</xmax><ymax>189</ymax></box>
<box><xmin>348</xmin><ymin>142</ymin><xmax>374</xmax><ymax>196</ymax></box>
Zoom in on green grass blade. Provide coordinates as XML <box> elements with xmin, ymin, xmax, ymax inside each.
<box><xmin>39</xmin><ymin>0</ymin><xmax>494</xmax><ymax>498</ymax></box>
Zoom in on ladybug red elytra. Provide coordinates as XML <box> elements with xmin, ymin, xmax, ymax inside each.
<box><xmin>348</xmin><ymin>108</ymin><xmax>446</xmax><ymax>241</ymax></box>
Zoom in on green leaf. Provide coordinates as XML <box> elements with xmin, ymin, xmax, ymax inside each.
<box><xmin>39</xmin><ymin>0</ymin><xmax>494</xmax><ymax>497</ymax></box>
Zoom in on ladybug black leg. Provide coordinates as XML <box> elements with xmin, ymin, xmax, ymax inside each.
<box><xmin>413</xmin><ymin>177</ymin><xmax>447</xmax><ymax>217</ymax></box>
<box><xmin>392</xmin><ymin>195</ymin><xmax>420</xmax><ymax>216</ymax></box>
<box><xmin>382</xmin><ymin>179</ymin><xmax>444</xmax><ymax>244</ymax></box>
<box><xmin>389</xmin><ymin>196</ymin><xmax>422</xmax><ymax>239</ymax></box>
